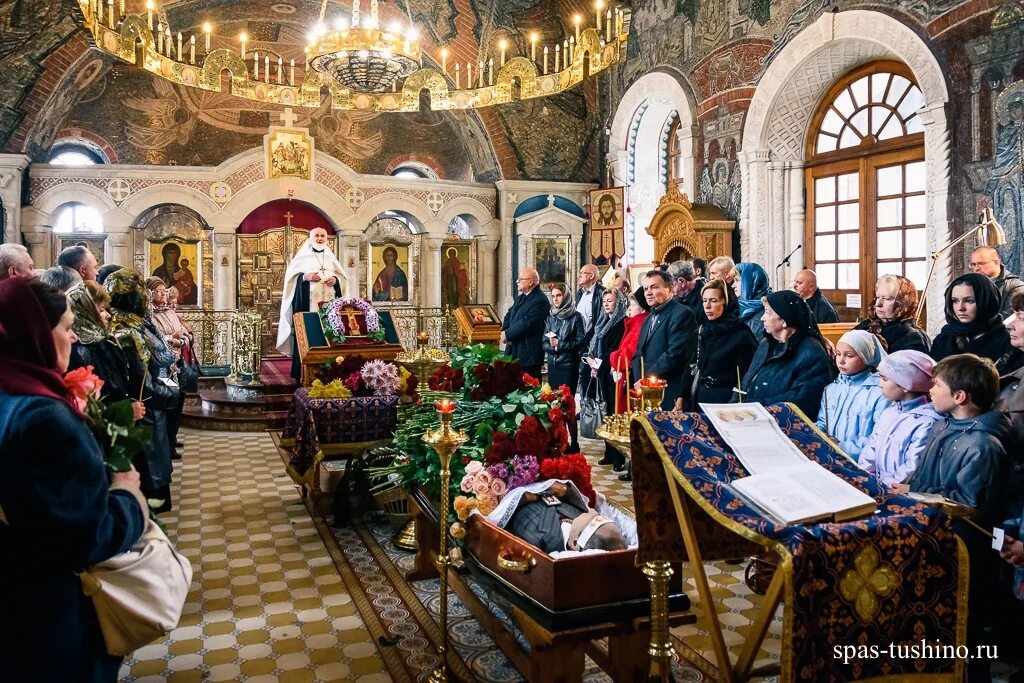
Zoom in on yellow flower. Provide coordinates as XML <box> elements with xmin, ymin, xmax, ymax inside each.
<box><xmin>450</xmin><ymin>522</ymin><xmax>465</xmax><ymax>539</ymax></box>
<box><xmin>334</xmin><ymin>355</ymin><xmax>345</xmax><ymax>364</ymax></box>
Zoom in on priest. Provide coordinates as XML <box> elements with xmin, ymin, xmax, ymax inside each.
<box><xmin>276</xmin><ymin>227</ymin><xmax>349</xmax><ymax>380</ymax></box>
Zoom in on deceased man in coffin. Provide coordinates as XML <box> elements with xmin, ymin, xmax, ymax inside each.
<box><xmin>484</xmin><ymin>479</ymin><xmax>636</xmax><ymax>555</ymax></box>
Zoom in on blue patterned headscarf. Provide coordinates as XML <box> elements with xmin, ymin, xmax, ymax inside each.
<box><xmin>736</xmin><ymin>262</ymin><xmax>771</xmax><ymax>322</ymax></box>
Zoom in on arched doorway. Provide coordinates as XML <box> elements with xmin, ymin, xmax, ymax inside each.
<box><xmin>236</xmin><ymin>199</ymin><xmax>339</xmax><ymax>353</ymax></box>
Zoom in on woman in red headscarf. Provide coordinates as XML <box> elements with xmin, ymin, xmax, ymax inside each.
<box><xmin>0</xmin><ymin>277</ymin><xmax>147</xmax><ymax>682</ymax></box>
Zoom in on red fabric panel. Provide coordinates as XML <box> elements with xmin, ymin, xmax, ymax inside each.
<box><xmin>235</xmin><ymin>199</ymin><xmax>337</xmax><ymax>235</ymax></box>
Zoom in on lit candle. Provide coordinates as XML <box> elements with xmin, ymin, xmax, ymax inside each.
<box><xmin>107</xmin><ymin>0</ymin><xmax>113</xmax><ymax>27</ymax></box>
<box><xmin>530</xmin><ymin>32</ymin><xmax>537</xmax><ymax>63</ymax></box>
<box><xmin>435</xmin><ymin>398</ymin><xmax>456</xmax><ymax>414</ymax></box>
<box><xmin>157</xmin><ymin>21</ymin><xmax>163</xmax><ymax>53</ymax></box>
<box><xmin>290</xmin><ymin>59</ymin><xmax>295</xmax><ymax>86</ymax></box>
<box><xmin>177</xmin><ymin>31</ymin><xmax>182</xmax><ymax>60</ymax></box>
<box><xmin>277</xmin><ymin>57</ymin><xmax>283</xmax><ymax>84</ymax></box>
<box><xmin>555</xmin><ymin>43</ymin><xmax>560</xmax><ymax>71</ymax></box>
<box><xmin>440</xmin><ymin>46</ymin><xmax>448</xmax><ymax>75</ymax></box>
<box><xmin>145</xmin><ymin>0</ymin><xmax>153</xmax><ymax>31</ymax></box>
<box><xmin>239</xmin><ymin>32</ymin><xmax>247</xmax><ymax>59</ymax></box>
<box><xmin>265</xmin><ymin>55</ymin><xmax>270</xmax><ymax>82</ymax></box>
<box><xmin>498</xmin><ymin>38</ymin><xmax>506</xmax><ymax>67</ymax></box>
<box><xmin>189</xmin><ymin>34</ymin><xmax>195</xmax><ymax>64</ymax></box>
<box><xmin>606</xmin><ymin>9</ymin><xmax>612</xmax><ymax>42</ymax></box>
<box><xmin>417</xmin><ymin>331</ymin><xmax>429</xmax><ymax>340</ymax></box>
<box><xmin>203</xmin><ymin>22</ymin><xmax>211</xmax><ymax>52</ymax></box>
<box><xmin>573</xmin><ymin>14</ymin><xmax>580</xmax><ymax>42</ymax></box>
<box><xmin>543</xmin><ymin>45</ymin><xmax>548</xmax><ymax>74</ymax></box>
<box><xmin>596</xmin><ymin>0</ymin><xmax>604</xmax><ymax>27</ymax></box>
<box><xmin>253</xmin><ymin>51</ymin><xmax>259</xmax><ymax>79</ymax></box>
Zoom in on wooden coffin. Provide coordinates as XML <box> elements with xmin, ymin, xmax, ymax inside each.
<box><xmin>463</xmin><ymin>508</ymin><xmax>651</xmax><ymax>612</ymax></box>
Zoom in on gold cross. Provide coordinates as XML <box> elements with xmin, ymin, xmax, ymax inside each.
<box><xmin>283</xmin><ymin>211</ymin><xmax>294</xmax><ymax>227</ymax></box>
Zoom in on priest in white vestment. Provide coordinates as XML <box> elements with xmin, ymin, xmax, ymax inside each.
<box><xmin>276</xmin><ymin>227</ymin><xmax>349</xmax><ymax>380</ymax></box>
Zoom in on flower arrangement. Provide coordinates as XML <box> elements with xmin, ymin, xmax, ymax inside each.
<box><xmin>313</xmin><ymin>355</ymin><xmax>415</xmax><ymax>400</ymax></box>
<box><xmin>64</xmin><ymin>366</ymin><xmax>152</xmax><ymax>473</ymax></box>
<box><xmin>360</xmin><ymin>359</ymin><xmax>400</xmax><ymax>396</ymax></box>
<box><xmin>307</xmin><ymin>379</ymin><xmax>352</xmax><ymax>399</ymax></box>
<box><xmin>320</xmin><ymin>297</ymin><xmax>385</xmax><ymax>344</ymax></box>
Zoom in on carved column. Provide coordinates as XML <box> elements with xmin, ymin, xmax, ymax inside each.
<box><xmin>23</xmin><ymin>232</ymin><xmax>50</xmax><ymax>269</ymax></box>
<box><xmin>213</xmin><ymin>230</ymin><xmax>235</xmax><ymax>310</ymax></box>
<box><xmin>423</xmin><ymin>237</ymin><xmax>444</xmax><ymax>308</ymax></box>
<box><xmin>787</xmin><ymin>162</ymin><xmax>806</xmax><ymax>274</ymax></box>
<box><xmin>0</xmin><ymin>154</ymin><xmax>30</xmax><ymax>244</ymax></box>
<box><xmin>739</xmin><ymin>149</ymin><xmax>771</xmax><ymax>265</ymax></box>
<box><xmin>477</xmin><ymin>238</ymin><xmax>500</xmax><ymax>305</ymax></box>
<box><xmin>920</xmin><ymin>102</ymin><xmax>952</xmax><ymax>335</ymax></box>
<box><xmin>339</xmin><ymin>233</ymin><xmax>361</xmax><ymax>297</ymax></box>
<box><xmin>769</xmin><ymin>160</ymin><xmax>787</xmax><ymax>289</ymax></box>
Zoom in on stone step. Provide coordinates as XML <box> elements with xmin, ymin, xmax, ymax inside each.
<box><xmin>180</xmin><ymin>406</ymin><xmax>269</xmax><ymax>432</ymax></box>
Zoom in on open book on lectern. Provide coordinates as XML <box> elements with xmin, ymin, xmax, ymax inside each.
<box><xmin>700</xmin><ymin>403</ymin><xmax>877</xmax><ymax>525</ymax></box>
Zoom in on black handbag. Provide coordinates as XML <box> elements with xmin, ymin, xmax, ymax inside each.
<box><xmin>578</xmin><ymin>374</ymin><xmax>606</xmax><ymax>439</ymax></box>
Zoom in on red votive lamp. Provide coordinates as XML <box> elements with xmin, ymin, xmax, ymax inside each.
<box><xmin>641</xmin><ymin>376</ymin><xmax>668</xmax><ymax>388</ymax></box>
<box><xmin>417</xmin><ymin>331</ymin><xmax>429</xmax><ymax>340</ymax></box>
<box><xmin>435</xmin><ymin>398</ymin><xmax>457</xmax><ymax>414</ymax></box>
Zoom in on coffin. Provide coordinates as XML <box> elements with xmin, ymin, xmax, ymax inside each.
<box><xmin>463</xmin><ymin>501</ymin><xmax>653</xmax><ymax>613</ymax></box>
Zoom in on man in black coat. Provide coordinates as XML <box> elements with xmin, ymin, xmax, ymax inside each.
<box><xmin>631</xmin><ymin>269</ymin><xmax>698</xmax><ymax>411</ymax></box>
<box><xmin>792</xmin><ymin>269</ymin><xmax>839</xmax><ymax>324</ymax></box>
<box><xmin>669</xmin><ymin>260</ymin><xmax>705</xmax><ymax>323</ymax></box>
<box><xmin>501</xmin><ymin>267</ymin><xmax>549</xmax><ymax>380</ymax></box>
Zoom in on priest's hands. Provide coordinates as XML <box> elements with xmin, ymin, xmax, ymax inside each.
<box><xmin>323</xmin><ymin>276</ymin><xmax>337</xmax><ymax>287</ymax></box>
<box><xmin>304</xmin><ymin>272</ymin><xmax>322</xmax><ymax>282</ymax></box>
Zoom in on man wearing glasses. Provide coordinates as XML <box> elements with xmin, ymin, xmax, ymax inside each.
<box><xmin>971</xmin><ymin>246</ymin><xmax>1024</xmax><ymax>319</ymax></box>
<box><xmin>501</xmin><ymin>268</ymin><xmax>549</xmax><ymax>380</ymax></box>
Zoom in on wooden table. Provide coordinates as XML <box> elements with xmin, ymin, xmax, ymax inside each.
<box><xmin>407</xmin><ymin>490</ymin><xmax>694</xmax><ymax>683</ymax></box>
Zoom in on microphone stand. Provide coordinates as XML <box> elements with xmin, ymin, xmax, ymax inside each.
<box><xmin>775</xmin><ymin>244</ymin><xmax>802</xmax><ymax>271</ymax></box>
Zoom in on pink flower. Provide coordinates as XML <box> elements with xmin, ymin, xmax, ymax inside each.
<box><xmin>461</xmin><ymin>474</ymin><xmax>476</xmax><ymax>493</ymax></box>
<box><xmin>473</xmin><ymin>480</ymin><xmax>490</xmax><ymax>497</ymax></box>
<box><xmin>490</xmin><ymin>479</ymin><xmax>507</xmax><ymax>498</ymax></box>
<box><xmin>465</xmin><ymin>460</ymin><xmax>484</xmax><ymax>475</ymax></box>
<box><xmin>64</xmin><ymin>366</ymin><xmax>104</xmax><ymax>414</ymax></box>
<box><xmin>475</xmin><ymin>470</ymin><xmax>491</xmax><ymax>485</ymax></box>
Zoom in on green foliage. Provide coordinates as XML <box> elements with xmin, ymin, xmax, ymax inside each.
<box><xmin>449</xmin><ymin>344</ymin><xmax>510</xmax><ymax>373</ymax></box>
<box><xmin>85</xmin><ymin>397</ymin><xmax>153</xmax><ymax>473</ymax></box>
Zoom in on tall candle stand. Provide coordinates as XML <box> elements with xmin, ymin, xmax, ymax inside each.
<box><xmin>422</xmin><ymin>399</ymin><xmax>468</xmax><ymax>683</ymax></box>
<box><xmin>396</xmin><ymin>332</ymin><xmax>451</xmax><ymax>395</ymax></box>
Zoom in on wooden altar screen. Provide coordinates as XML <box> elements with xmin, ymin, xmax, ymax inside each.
<box><xmin>646</xmin><ymin>179</ymin><xmax>736</xmax><ymax>263</ymax></box>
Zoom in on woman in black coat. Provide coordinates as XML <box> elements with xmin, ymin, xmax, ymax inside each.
<box><xmin>586</xmin><ymin>288</ymin><xmax>627</xmax><ymax>467</ymax></box>
<box><xmin>738</xmin><ymin>290</ymin><xmax>834</xmax><ymax>420</ymax></box>
<box><xmin>543</xmin><ymin>283</ymin><xmax>587</xmax><ymax>452</ymax></box>
<box><xmin>855</xmin><ymin>274</ymin><xmax>931</xmax><ymax>353</ymax></box>
<box><xmin>0</xmin><ymin>277</ymin><xmax>147</xmax><ymax>683</ymax></box>
<box><xmin>692</xmin><ymin>279</ymin><xmax>758</xmax><ymax>406</ymax></box>
<box><xmin>929</xmin><ymin>272</ymin><xmax>1012</xmax><ymax>363</ymax></box>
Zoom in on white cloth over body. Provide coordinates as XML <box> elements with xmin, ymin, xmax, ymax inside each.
<box><xmin>275</xmin><ymin>239</ymin><xmax>349</xmax><ymax>355</ymax></box>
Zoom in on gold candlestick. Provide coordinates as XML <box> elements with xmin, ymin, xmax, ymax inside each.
<box><xmin>643</xmin><ymin>560</ymin><xmax>675</xmax><ymax>681</ymax></box>
<box><xmin>640</xmin><ymin>379</ymin><xmax>666</xmax><ymax>412</ymax></box>
<box><xmin>395</xmin><ymin>335</ymin><xmax>450</xmax><ymax>395</ymax></box>
<box><xmin>422</xmin><ymin>400</ymin><xmax>468</xmax><ymax>683</ymax></box>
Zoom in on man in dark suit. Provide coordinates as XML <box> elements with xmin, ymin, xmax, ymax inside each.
<box><xmin>574</xmin><ymin>263</ymin><xmax>605</xmax><ymax>343</ymax></box>
<box><xmin>501</xmin><ymin>267</ymin><xmax>549</xmax><ymax>380</ymax></box>
<box><xmin>669</xmin><ymin>260</ymin><xmax>705</xmax><ymax>323</ymax></box>
<box><xmin>631</xmin><ymin>269</ymin><xmax>698</xmax><ymax>411</ymax></box>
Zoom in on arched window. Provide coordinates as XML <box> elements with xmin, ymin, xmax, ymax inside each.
<box><xmin>54</xmin><ymin>203</ymin><xmax>104</xmax><ymax>233</ymax></box>
<box><xmin>48</xmin><ymin>142</ymin><xmax>107</xmax><ymax>165</ymax></box>
<box><xmin>805</xmin><ymin>61</ymin><xmax>926</xmax><ymax>312</ymax></box>
<box><xmin>667</xmin><ymin>115</ymin><xmax>683</xmax><ymax>182</ymax></box>
<box><xmin>390</xmin><ymin>162</ymin><xmax>437</xmax><ymax>180</ymax></box>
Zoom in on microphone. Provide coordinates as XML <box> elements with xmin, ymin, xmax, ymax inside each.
<box><xmin>776</xmin><ymin>244</ymin><xmax>802</xmax><ymax>270</ymax></box>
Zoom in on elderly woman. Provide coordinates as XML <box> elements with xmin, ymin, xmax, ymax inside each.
<box><xmin>106</xmin><ymin>269</ymin><xmax>180</xmax><ymax>512</ymax></box>
<box><xmin>66</xmin><ymin>282</ymin><xmax>146</xmax><ymax>421</ymax></box>
<box><xmin>0</xmin><ymin>277</ymin><xmax>147</xmax><ymax>682</ymax></box>
<box><xmin>929</xmin><ymin>272</ymin><xmax>1012</xmax><ymax>364</ymax></box>
<box><xmin>543</xmin><ymin>283</ymin><xmax>587</xmax><ymax>452</ymax></box>
<box><xmin>735</xmin><ymin>262</ymin><xmax>771</xmax><ymax>342</ymax></box>
<box><xmin>588</xmin><ymin>288</ymin><xmax>627</xmax><ymax>468</ymax></box>
<box><xmin>147</xmin><ymin>278</ymin><xmax>200</xmax><ymax>394</ymax></box>
<box><xmin>736</xmin><ymin>290</ymin><xmax>834</xmax><ymax>419</ymax></box>
<box><xmin>855</xmin><ymin>274</ymin><xmax>930</xmax><ymax>353</ymax></box>
<box><xmin>692</xmin><ymin>278</ymin><xmax>758</xmax><ymax>406</ymax></box>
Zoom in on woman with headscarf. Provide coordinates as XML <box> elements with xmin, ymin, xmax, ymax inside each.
<box><xmin>587</xmin><ymin>288</ymin><xmax>627</xmax><ymax>468</ymax></box>
<box><xmin>736</xmin><ymin>290</ymin><xmax>834</xmax><ymax>419</ymax></box>
<box><xmin>609</xmin><ymin>291</ymin><xmax>649</xmax><ymax>416</ymax></box>
<box><xmin>543</xmin><ymin>283</ymin><xmax>587</xmax><ymax>453</ymax></box>
<box><xmin>106</xmin><ymin>269</ymin><xmax>180</xmax><ymax>513</ymax></box>
<box><xmin>691</xmin><ymin>279</ymin><xmax>758</xmax><ymax>407</ymax></box>
<box><xmin>66</xmin><ymin>282</ymin><xmax>146</xmax><ymax>421</ymax></box>
<box><xmin>929</xmin><ymin>272</ymin><xmax>1012</xmax><ymax>364</ymax></box>
<box><xmin>147</xmin><ymin>277</ymin><xmax>200</xmax><ymax>395</ymax></box>
<box><xmin>0</xmin><ymin>277</ymin><xmax>147</xmax><ymax>682</ymax></box>
<box><xmin>855</xmin><ymin>274</ymin><xmax>930</xmax><ymax>353</ymax></box>
<box><xmin>735</xmin><ymin>262</ymin><xmax>771</xmax><ymax>342</ymax></box>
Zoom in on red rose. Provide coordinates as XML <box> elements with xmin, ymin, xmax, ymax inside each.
<box><xmin>548</xmin><ymin>406</ymin><xmax>563</xmax><ymax>424</ymax></box>
<box><xmin>64</xmin><ymin>366</ymin><xmax>104</xmax><ymax>413</ymax></box>
<box><xmin>523</xmin><ymin>373</ymin><xmax>540</xmax><ymax>387</ymax></box>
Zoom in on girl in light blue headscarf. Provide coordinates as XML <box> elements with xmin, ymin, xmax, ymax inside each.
<box><xmin>735</xmin><ymin>262</ymin><xmax>771</xmax><ymax>341</ymax></box>
<box><xmin>816</xmin><ymin>330</ymin><xmax>890</xmax><ymax>461</ymax></box>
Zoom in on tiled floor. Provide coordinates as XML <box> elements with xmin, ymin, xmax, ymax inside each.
<box><xmin>120</xmin><ymin>429</ymin><xmax>389</xmax><ymax>683</ymax></box>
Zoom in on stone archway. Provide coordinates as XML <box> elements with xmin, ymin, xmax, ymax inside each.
<box><xmin>740</xmin><ymin>9</ymin><xmax>949</xmax><ymax>328</ymax></box>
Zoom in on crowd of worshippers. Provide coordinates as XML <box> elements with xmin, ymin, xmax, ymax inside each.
<box><xmin>0</xmin><ymin>243</ymin><xmax>199</xmax><ymax>514</ymax></box>
<box><xmin>499</xmin><ymin>251</ymin><xmax>1024</xmax><ymax>659</ymax></box>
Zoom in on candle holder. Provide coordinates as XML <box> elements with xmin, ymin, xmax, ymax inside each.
<box><xmin>643</xmin><ymin>560</ymin><xmax>676</xmax><ymax>682</ymax></box>
<box><xmin>422</xmin><ymin>399</ymin><xmax>468</xmax><ymax>683</ymax></box>
<box><xmin>639</xmin><ymin>377</ymin><xmax>667</xmax><ymax>412</ymax></box>
<box><xmin>396</xmin><ymin>336</ymin><xmax>450</xmax><ymax>395</ymax></box>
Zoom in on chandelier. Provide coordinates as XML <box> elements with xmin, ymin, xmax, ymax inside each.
<box><xmin>74</xmin><ymin>0</ymin><xmax>629</xmax><ymax>112</ymax></box>
<box><xmin>308</xmin><ymin>0</ymin><xmax>421</xmax><ymax>93</ymax></box>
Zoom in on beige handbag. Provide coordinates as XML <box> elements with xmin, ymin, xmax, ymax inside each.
<box><xmin>79</xmin><ymin>518</ymin><xmax>193</xmax><ymax>656</ymax></box>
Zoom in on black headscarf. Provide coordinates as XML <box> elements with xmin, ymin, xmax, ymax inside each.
<box><xmin>633</xmin><ymin>284</ymin><xmax>651</xmax><ymax>312</ymax></box>
<box><xmin>942</xmin><ymin>272</ymin><xmax>1002</xmax><ymax>335</ymax></box>
<box><xmin>700</xmin><ymin>280</ymin><xmax>741</xmax><ymax>337</ymax></box>
<box><xmin>765</xmin><ymin>290</ymin><xmax>825</xmax><ymax>344</ymax></box>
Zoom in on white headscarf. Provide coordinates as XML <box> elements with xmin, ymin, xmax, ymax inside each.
<box><xmin>275</xmin><ymin>233</ymin><xmax>349</xmax><ymax>355</ymax></box>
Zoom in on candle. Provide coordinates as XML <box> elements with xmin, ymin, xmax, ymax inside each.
<box><xmin>265</xmin><ymin>55</ymin><xmax>270</xmax><ymax>82</ymax></box>
<box><xmin>277</xmin><ymin>57</ymin><xmax>283</xmax><ymax>84</ymax></box>
<box><xmin>157</xmin><ymin>22</ymin><xmax>163</xmax><ymax>53</ymax></box>
<box><xmin>352</xmin><ymin>0</ymin><xmax>360</xmax><ymax>27</ymax></box>
<box><xmin>466</xmin><ymin>61</ymin><xmax>472</xmax><ymax>87</ymax></box>
<box><xmin>189</xmin><ymin>35</ymin><xmax>195</xmax><ymax>64</ymax></box>
<box><xmin>440</xmin><ymin>46</ymin><xmax>448</xmax><ymax>75</ymax></box>
<box><xmin>253</xmin><ymin>51</ymin><xmax>259</xmax><ymax>79</ymax></box>
<box><xmin>455</xmin><ymin>63</ymin><xmax>460</xmax><ymax>88</ymax></box>
<box><xmin>606</xmin><ymin>9</ymin><xmax>612</xmax><ymax>42</ymax></box>
<box><xmin>177</xmin><ymin>32</ymin><xmax>182</xmax><ymax>60</ymax></box>
<box><xmin>488</xmin><ymin>57</ymin><xmax>493</xmax><ymax>85</ymax></box>
<box><xmin>623</xmin><ymin>357</ymin><xmax>630</xmax><ymax>412</ymax></box>
<box><xmin>530</xmin><ymin>32</ymin><xmax>537</xmax><ymax>63</ymax></box>
<box><xmin>290</xmin><ymin>59</ymin><xmax>295</xmax><ymax>85</ymax></box>
<box><xmin>107</xmin><ymin>0</ymin><xmax>113</xmax><ymax>27</ymax></box>
<box><xmin>119</xmin><ymin>0</ymin><xmax>124</xmax><ymax>18</ymax></box>
<box><xmin>203</xmin><ymin>22</ymin><xmax>211</xmax><ymax>52</ymax></box>
<box><xmin>554</xmin><ymin>44</ymin><xmax>560</xmax><ymax>71</ymax></box>
<box><xmin>596</xmin><ymin>0</ymin><xmax>604</xmax><ymax>28</ymax></box>
<box><xmin>573</xmin><ymin>14</ymin><xmax>580</xmax><ymax>42</ymax></box>
<box><xmin>239</xmin><ymin>31</ymin><xmax>247</xmax><ymax>59</ymax></box>
<box><xmin>478</xmin><ymin>60</ymin><xmax>483</xmax><ymax>87</ymax></box>
<box><xmin>640</xmin><ymin>356</ymin><xmax>644</xmax><ymax>381</ymax></box>
<box><xmin>569</xmin><ymin>36</ymin><xmax>575</xmax><ymax>63</ymax></box>
<box><xmin>146</xmin><ymin>0</ymin><xmax>153</xmax><ymax>31</ymax></box>
<box><xmin>498</xmin><ymin>38</ymin><xmax>506</xmax><ymax>67</ymax></box>
<box><xmin>543</xmin><ymin>45</ymin><xmax>548</xmax><ymax>74</ymax></box>
<box><xmin>435</xmin><ymin>399</ymin><xmax>456</xmax><ymax>414</ymax></box>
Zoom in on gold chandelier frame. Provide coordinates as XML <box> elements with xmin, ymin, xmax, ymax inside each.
<box><xmin>75</xmin><ymin>0</ymin><xmax>628</xmax><ymax>112</ymax></box>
